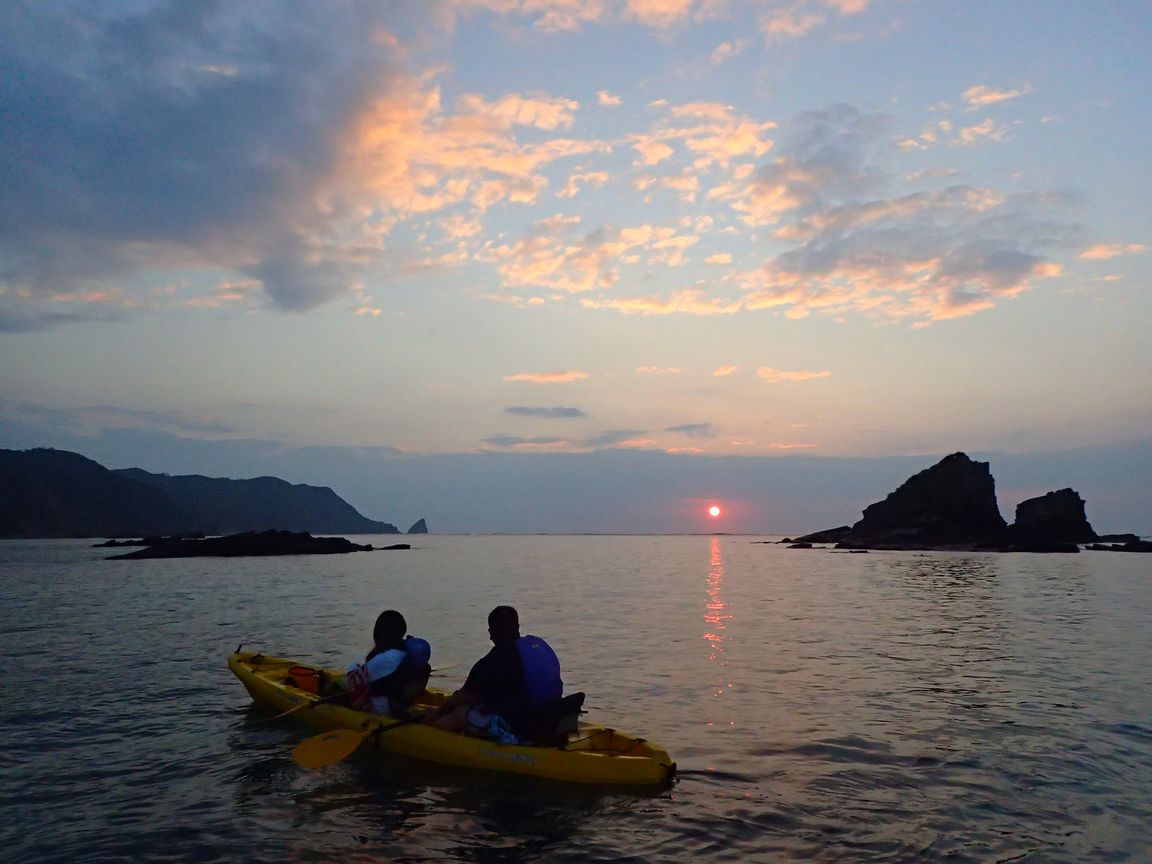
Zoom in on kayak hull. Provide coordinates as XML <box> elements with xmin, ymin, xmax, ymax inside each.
<box><xmin>229</xmin><ymin>651</ymin><xmax>675</xmax><ymax>787</ymax></box>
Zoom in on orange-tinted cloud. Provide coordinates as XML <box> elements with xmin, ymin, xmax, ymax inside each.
<box><xmin>503</xmin><ymin>370</ymin><xmax>591</xmax><ymax>382</ymax></box>
<box><xmin>756</xmin><ymin>367</ymin><xmax>830</xmax><ymax>382</ymax></box>
<box><xmin>1079</xmin><ymin>243</ymin><xmax>1146</xmax><ymax>260</ymax></box>
<box><xmin>963</xmin><ymin>84</ymin><xmax>1033</xmax><ymax>111</ymax></box>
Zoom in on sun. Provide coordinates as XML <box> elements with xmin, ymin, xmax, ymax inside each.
<box><xmin>708</xmin><ymin>505</ymin><xmax>722</xmax><ymax>518</ymax></box>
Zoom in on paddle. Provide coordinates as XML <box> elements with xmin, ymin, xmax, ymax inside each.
<box><xmin>292</xmin><ymin>716</ymin><xmax>418</xmax><ymax>769</ymax></box>
<box><xmin>293</xmin><ymin>728</ymin><xmax>374</xmax><ymax>769</ymax></box>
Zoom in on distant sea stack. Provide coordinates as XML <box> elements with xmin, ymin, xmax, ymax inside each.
<box><xmin>1008</xmin><ymin>488</ymin><xmax>1097</xmax><ymax>546</ymax></box>
<box><xmin>407</xmin><ymin>518</ymin><xmax>428</xmax><ymax>535</ymax></box>
<box><xmin>838</xmin><ymin>452</ymin><xmax>1007</xmax><ymax>550</ymax></box>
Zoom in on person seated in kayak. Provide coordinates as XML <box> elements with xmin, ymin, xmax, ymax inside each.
<box><xmin>345</xmin><ymin>609</ymin><xmax>431</xmax><ymax>716</ymax></box>
<box><xmin>423</xmin><ymin>605</ymin><xmax>563</xmax><ymax>741</ymax></box>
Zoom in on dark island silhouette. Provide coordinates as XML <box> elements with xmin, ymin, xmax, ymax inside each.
<box><xmin>104</xmin><ymin>529</ymin><xmax>380</xmax><ymax>559</ymax></box>
<box><xmin>0</xmin><ymin>448</ymin><xmax>428</xmax><ymax>540</ymax></box>
<box><xmin>783</xmin><ymin>452</ymin><xmax>1149</xmax><ymax>552</ymax></box>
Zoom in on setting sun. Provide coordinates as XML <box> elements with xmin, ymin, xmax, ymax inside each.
<box><xmin>708</xmin><ymin>505</ymin><xmax>722</xmax><ymax>518</ymax></box>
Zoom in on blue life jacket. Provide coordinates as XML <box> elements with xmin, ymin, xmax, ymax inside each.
<box><xmin>403</xmin><ymin>635</ymin><xmax>431</xmax><ymax>666</ymax></box>
<box><xmin>372</xmin><ymin>635</ymin><xmax>432</xmax><ymax>701</ymax></box>
<box><xmin>515</xmin><ymin>634</ymin><xmax>562</xmax><ymax>705</ymax></box>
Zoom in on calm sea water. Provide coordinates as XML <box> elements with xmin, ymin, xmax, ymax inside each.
<box><xmin>1</xmin><ymin>535</ymin><xmax>1150</xmax><ymax>863</ymax></box>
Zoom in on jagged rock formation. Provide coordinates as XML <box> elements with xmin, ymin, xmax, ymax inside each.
<box><xmin>1008</xmin><ymin>488</ymin><xmax>1097</xmax><ymax>545</ymax></box>
<box><xmin>407</xmin><ymin>518</ymin><xmax>428</xmax><ymax>534</ymax></box>
<box><xmin>837</xmin><ymin>453</ymin><xmax>1007</xmax><ymax>550</ymax></box>
<box><xmin>105</xmin><ymin>529</ymin><xmax>374</xmax><ymax>559</ymax></box>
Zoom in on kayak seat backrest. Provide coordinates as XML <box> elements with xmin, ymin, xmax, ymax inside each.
<box><xmin>554</xmin><ymin>692</ymin><xmax>585</xmax><ymax>735</ymax></box>
<box><xmin>526</xmin><ymin>691</ymin><xmax>586</xmax><ymax>744</ymax></box>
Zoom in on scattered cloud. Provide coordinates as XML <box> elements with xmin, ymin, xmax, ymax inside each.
<box><xmin>636</xmin><ymin>366</ymin><xmax>682</xmax><ymax>374</ymax></box>
<box><xmin>597</xmin><ymin>90</ymin><xmax>623</xmax><ymax>107</ymax></box>
<box><xmin>711</xmin><ymin>38</ymin><xmax>749</xmax><ymax>64</ymax></box>
<box><xmin>712</xmin><ymin>365</ymin><xmax>738</xmax><ymax>376</ymax></box>
<box><xmin>502</xmin><ymin>371</ymin><xmax>591</xmax><ymax>383</ymax></box>
<box><xmin>756</xmin><ymin>367</ymin><xmax>831</xmax><ymax>382</ymax></box>
<box><xmin>504</xmin><ymin>406</ymin><xmax>587</xmax><ymax>417</ymax></box>
<box><xmin>482</xmin><ymin>435</ymin><xmax>572</xmax><ymax>449</ymax></box>
<box><xmin>963</xmin><ymin>83</ymin><xmax>1033</xmax><ymax>111</ymax></box>
<box><xmin>666</xmin><ymin>422</ymin><xmax>718</xmax><ymax>438</ymax></box>
<box><xmin>581</xmin><ymin>288</ymin><xmax>743</xmax><ymax>315</ymax></box>
<box><xmin>1079</xmin><ymin>243</ymin><xmax>1146</xmax><ymax>260</ymax></box>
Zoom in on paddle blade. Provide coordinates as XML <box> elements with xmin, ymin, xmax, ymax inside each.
<box><xmin>292</xmin><ymin>728</ymin><xmax>369</xmax><ymax>769</ymax></box>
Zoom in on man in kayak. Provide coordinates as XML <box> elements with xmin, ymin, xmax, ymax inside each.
<box><xmin>423</xmin><ymin>605</ymin><xmax>563</xmax><ymax>742</ymax></box>
<box><xmin>345</xmin><ymin>609</ymin><xmax>432</xmax><ymax>716</ymax></box>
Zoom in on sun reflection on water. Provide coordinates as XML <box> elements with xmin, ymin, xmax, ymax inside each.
<box><xmin>703</xmin><ymin>537</ymin><xmax>733</xmax><ymax>709</ymax></box>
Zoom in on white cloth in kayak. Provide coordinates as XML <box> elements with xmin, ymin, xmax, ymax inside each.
<box><xmin>348</xmin><ymin>648</ymin><xmax>406</xmax><ymax>714</ymax></box>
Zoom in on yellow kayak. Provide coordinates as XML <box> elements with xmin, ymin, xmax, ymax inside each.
<box><xmin>229</xmin><ymin>651</ymin><xmax>676</xmax><ymax>787</ymax></box>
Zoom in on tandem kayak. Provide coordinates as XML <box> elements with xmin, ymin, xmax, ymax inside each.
<box><xmin>229</xmin><ymin>651</ymin><xmax>676</xmax><ymax>787</ymax></box>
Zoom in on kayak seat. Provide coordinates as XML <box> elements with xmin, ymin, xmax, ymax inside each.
<box><xmin>526</xmin><ymin>692</ymin><xmax>586</xmax><ymax>745</ymax></box>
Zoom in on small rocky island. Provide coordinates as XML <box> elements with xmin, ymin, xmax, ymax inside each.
<box><xmin>784</xmin><ymin>452</ymin><xmax>1146</xmax><ymax>553</ymax></box>
<box><xmin>105</xmin><ymin>529</ymin><xmax>390</xmax><ymax>559</ymax></box>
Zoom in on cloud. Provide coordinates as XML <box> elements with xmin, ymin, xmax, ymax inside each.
<box><xmin>0</xmin><ymin>4</ymin><xmax>616</xmax><ymax>326</ymax></box>
<box><xmin>957</xmin><ymin>118</ymin><xmax>1011</xmax><ymax>145</ymax></box>
<box><xmin>504</xmin><ymin>406</ymin><xmax>587</xmax><ymax>417</ymax></box>
<box><xmin>454</xmin><ymin>93</ymin><xmax>581</xmax><ymax>130</ymax></box>
<box><xmin>712</xmin><ymin>365</ymin><xmax>738</xmax><ymax>376</ymax></box>
<box><xmin>666</xmin><ymin>422</ymin><xmax>718</xmax><ymax>438</ymax></box>
<box><xmin>558</xmin><ymin>171</ymin><xmax>611</xmax><ymax>198</ymax></box>
<box><xmin>625</xmin><ymin>0</ymin><xmax>697</xmax><ymax>28</ymax></box>
<box><xmin>724</xmin><ymin>105</ymin><xmax>1079</xmax><ymax>323</ymax></box>
<box><xmin>581</xmin><ymin>288</ymin><xmax>743</xmax><ymax>315</ymax></box>
<box><xmin>481</xmin><ymin>428</ymin><xmax>649</xmax><ymax>450</ymax></box>
<box><xmin>479</xmin><ymin>216</ymin><xmax>700</xmax><ymax>294</ymax></box>
<box><xmin>0</xmin><ymin>3</ymin><xmax>419</xmax><ymax>319</ymax></box>
<box><xmin>585</xmin><ymin>429</ymin><xmax>651</xmax><ymax>447</ymax></box>
<box><xmin>756</xmin><ymin>367</ymin><xmax>831</xmax><ymax>382</ymax></box>
<box><xmin>0</xmin><ymin>400</ymin><xmax>235</xmax><ymax>437</ymax></box>
<box><xmin>963</xmin><ymin>84</ymin><xmax>1033</xmax><ymax>111</ymax></box>
<box><xmin>637</xmin><ymin>366</ymin><xmax>682</xmax><ymax>374</ymax></box>
<box><xmin>711</xmin><ymin>38</ymin><xmax>749</xmax><ymax>64</ymax></box>
<box><xmin>502</xmin><ymin>371</ymin><xmax>591</xmax><ymax>382</ymax></box>
<box><xmin>1079</xmin><ymin>243</ymin><xmax>1146</xmax><ymax>260</ymax></box>
<box><xmin>482</xmin><ymin>435</ymin><xmax>573</xmax><ymax>449</ymax></box>
<box><xmin>597</xmin><ymin>90</ymin><xmax>623</xmax><ymax>107</ymax></box>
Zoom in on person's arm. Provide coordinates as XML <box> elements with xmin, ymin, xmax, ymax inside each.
<box><xmin>426</xmin><ymin>686</ymin><xmax>480</xmax><ymax>719</ymax></box>
<box><xmin>423</xmin><ymin>654</ymin><xmax>489</xmax><ymax>721</ymax></box>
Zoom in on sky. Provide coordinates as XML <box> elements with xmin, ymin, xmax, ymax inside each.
<box><xmin>1</xmin><ymin>1</ymin><xmax>1150</xmax><ymax>534</ymax></box>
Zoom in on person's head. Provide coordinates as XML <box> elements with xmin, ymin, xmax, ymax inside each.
<box><xmin>487</xmin><ymin>605</ymin><xmax>520</xmax><ymax>645</ymax></box>
<box><xmin>373</xmin><ymin>609</ymin><xmax>407</xmax><ymax>649</ymax></box>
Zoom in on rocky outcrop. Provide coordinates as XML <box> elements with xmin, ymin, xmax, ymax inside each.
<box><xmin>1086</xmin><ymin>539</ymin><xmax>1152</xmax><ymax>553</ymax></box>
<box><xmin>1008</xmin><ymin>489</ymin><xmax>1097</xmax><ymax>545</ymax></box>
<box><xmin>837</xmin><ymin>453</ymin><xmax>1007</xmax><ymax>550</ymax></box>
<box><xmin>407</xmin><ymin>518</ymin><xmax>428</xmax><ymax>534</ymax></box>
<box><xmin>105</xmin><ymin>529</ymin><xmax>374</xmax><ymax>559</ymax></box>
<box><xmin>781</xmin><ymin>525</ymin><xmax>851</xmax><ymax>544</ymax></box>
